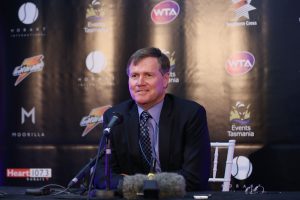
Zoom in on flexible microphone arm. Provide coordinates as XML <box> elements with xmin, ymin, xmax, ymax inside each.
<box><xmin>67</xmin><ymin>148</ymin><xmax>106</xmax><ymax>188</ymax></box>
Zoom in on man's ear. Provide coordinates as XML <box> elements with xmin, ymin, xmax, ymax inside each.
<box><xmin>163</xmin><ymin>72</ymin><xmax>170</xmax><ymax>88</ymax></box>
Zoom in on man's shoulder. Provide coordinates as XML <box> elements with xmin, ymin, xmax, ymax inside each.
<box><xmin>104</xmin><ymin>99</ymin><xmax>136</xmax><ymax>116</ymax></box>
<box><xmin>165</xmin><ymin>94</ymin><xmax>207</xmax><ymax>120</ymax></box>
<box><xmin>166</xmin><ymin>94</ymin><xmax>205</xmax><ymax>110</ymax></box>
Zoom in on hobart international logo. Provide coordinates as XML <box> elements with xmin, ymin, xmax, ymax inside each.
<box><xmin>228</xmin><ymin>101</ymin><xmax>254</xmax><ymax>137</ymax></box>
<box><xmin>151</xmin><ymin>0</ymin><xmax>180</xmax><ymax>24</ymax></box>
<box><xmin>231</xmin><ymin>156</ymin><xmax>253</xmax><ymax>181</ymax></box>
<box><xmin>80</xmin><ymin>105</ymin><xmax>111</xmax><ymax>137</ymax></box>
<box><xmin>12</xmin><ymin>55</ymin><xmax>44</xmax><ymax>86</ymax></box>
<box><xmin>85</xmin><ymin>51</ymin><xmax>106</xmax><ymax>73</ymax></box>
<box><xmin>18</xmin><ymin>2</ymin><xmax>39</xmax><ymax>24</ymax></box>
<box><xmin>225</xmin><ymin>51</ymin><xmax>255</xmax><ymax>76</ymax></box>
<box><xmin>10</xmin><ymin>2</ymin><xmax>46</xmax><ymax>37</ymax></box>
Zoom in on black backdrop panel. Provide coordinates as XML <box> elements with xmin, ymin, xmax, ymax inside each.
<box><xmin>1</xmin><ymin>0</ymin><xmax>300</xmax><ymax>190</ymax></box>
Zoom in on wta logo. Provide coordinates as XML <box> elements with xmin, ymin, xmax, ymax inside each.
<box><xmin>12</xmin><ymin>55</ymin><xmax>44</xmax><ymax>86</ymax></box>
<box><xmin>151</xmin><ymin>0</ymin><xmax>180</xmax><ymax>24</ymax></box>
<box><xmin>225</xmin><ymin>51</ymin><xmax>255</xmax><ymax>76</ymax></box>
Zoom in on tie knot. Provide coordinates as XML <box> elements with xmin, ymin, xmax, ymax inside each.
<box><xmin>140</xmin><ymin>111</ymin><xmax>151</xmax><ymax>125</ymax></box>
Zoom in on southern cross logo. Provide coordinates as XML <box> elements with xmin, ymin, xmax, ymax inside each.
<box><xmin>12</xmin><ymin>55</ymin><xmax>44</xmax><ymax>86</ymax></box>
<box><xmin>231</xmin><ymin>0</ymin><xmax>256</xmax><ymax>20</ymax></box>
<box><xmin>80</xmin><ymin>105</ymin><xmax>111</xmax><ymax>137</ymax></box>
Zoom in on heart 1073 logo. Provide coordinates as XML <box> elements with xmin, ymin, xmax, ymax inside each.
<box><xmin>151</xmin><ymin>0</ymin><xmax>180</xmax><ymax>24</ymax></box>
<box><xmin>225</xmin><ymin>51</ymin><xmax>255</xmax><ymax>76</ymax></box>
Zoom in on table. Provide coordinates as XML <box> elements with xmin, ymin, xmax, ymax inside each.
<box><xmin>1</xmin><ymin>187</ymin><xmax>300</xmax><ymax>200</ymax></box>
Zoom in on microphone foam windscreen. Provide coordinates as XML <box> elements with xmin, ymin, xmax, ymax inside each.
<box><xmin>122</xmin><ymin>174</ymin><xmax>147</xmax><ymax>199</ymax></box>
<box><xmin>154</xmin><ymin>172</ymin><xmax>186</xmax><ymax>198</ymax></box>
<box><xmin>121</xmin><ymin>173</ymin><xmax>186</xmax><ymax>199</ymax></box>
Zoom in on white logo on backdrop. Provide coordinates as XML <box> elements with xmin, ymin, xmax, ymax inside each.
<box><xmin>18</xmin><ymin>2</ymin><xmax>39</xmax><ymax>25</ymax></box>
<box><xmin>231</xmin><ymin>0</ymin><xmax>256</xmax><ymax>20</ymax></box>
<box><xmin>226</xmin><ymin>0</ymin><xmax>258</xmax><ymax>27</ymax></box>
<box><xmin>21</xmin><ymin>107</ymin><xmax>35</xmax><ymax>124</ymax></box>
<box><xmin>85</xmin><ymin>51</ymin><xmax>106</xmax><ymax>73</ymax></box>
<box><xmin>231</xmin><ymin>156</ymin><xmax>253</xmax><ymax>180</ymax></box>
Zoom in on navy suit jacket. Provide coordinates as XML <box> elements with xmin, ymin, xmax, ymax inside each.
<box><xmin>94</xmin><ymin>94</ymin><xmax>211</xmax><ymax>191</ymax></box>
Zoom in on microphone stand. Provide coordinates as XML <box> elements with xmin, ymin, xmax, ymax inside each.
<box><xmin>105</xmin><ymin>131</ymin><xmax>112</xmax><ymax>190</ymax></box>
<box><xmin>67</xmin><ymin>149</ymin><xmax>105</xmax><ymax>189</ymax></box>
<box><xmin>89</xmin><ymin>128</ymin><xmax>115</xmax><ymax>199</ymax></box>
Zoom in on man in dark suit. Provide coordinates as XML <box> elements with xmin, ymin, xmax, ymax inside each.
<box><xmin>94</xmin><ymin>47</ymin><xmax>210</xmax><ymax>191</ymax></box>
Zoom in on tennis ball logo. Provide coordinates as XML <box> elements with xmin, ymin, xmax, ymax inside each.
<box><xmin>18</xmin><ymin>2</ymin><xmax>39</xmax><ymax>25</ymax></box>
<box><xmin>86</xmin><ymin>51</ymin><xmax>106</xmax><ymax>73</ymax></box>
<box><xmin>231</xmin><ymin>156</ymin><xmax>253</xmax><ymax>180</ymax></box>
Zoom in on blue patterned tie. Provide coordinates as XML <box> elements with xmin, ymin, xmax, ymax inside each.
<box><xmin>139</xmin><ymin>111</ymin><xmax>152</xmax><ymax>172</ymax></box>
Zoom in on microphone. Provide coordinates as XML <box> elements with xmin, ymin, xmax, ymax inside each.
<box><xmin>120</xmin><ymin>173</ymin><xmax>186</xmax><ymax>199</ymax></box>
<box><xmin>143</xmin><ymin>159</ymin><xmax>159</xmax><ymax>199</ymax></box>
<box><xmin>120</xmin><ymin>174</ymin><xmax>147</xmax><ymax>199</ymax></box>
<box><xmin>67</xmin><ymin>149</ymin><xmax>104</xmax><ymax>188</ymax></box>
<box><xmin>103</xmin><ymin>112</ymin><xmax>123</xmax><ymax>135</ymax></box>
<box><xmin>154</xmin><ymin>172</ymin><xmax>186</xmax><ymax>198</ymax></box>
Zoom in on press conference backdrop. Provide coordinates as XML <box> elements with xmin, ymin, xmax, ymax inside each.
<box><xmin>1</xmin><ymin>0</ymin><xmax>300</xmax><ymax>191</ymax></box>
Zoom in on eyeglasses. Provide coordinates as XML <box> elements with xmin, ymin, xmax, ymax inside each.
<box><xmin>244</xmin><ymin>184</ymin><xmax>264</xmax><ymax>194</ymax></box>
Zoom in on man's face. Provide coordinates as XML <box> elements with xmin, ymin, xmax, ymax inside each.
<box><xmin>128</xmin><ymin>57</ymin><xmax>169</xmax><ymax>110</ymax></box>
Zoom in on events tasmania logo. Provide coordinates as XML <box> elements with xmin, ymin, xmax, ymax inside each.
<box><xmin>225</xmin><ymin>51</ymin><xmax>255</xmax><ymax>76</ymax></box>
<box><xmin>227</xmin><ymin>101</ymin><xmax>254</xmax><ymax>137</ymax></box>
<box><xmin>12</xmin><ymin>55</ymin><xmax>45</xmax><ymax>86</ymax></box>
<box><xmin>151</xmin><ymin>0</ymin><xmax>180</xmax><ymax>24</ymax></box>
<box><xmin>226</xmin><ymin>0</ymin><xmax>258</xmax><ymax>27</ymax></box>
<box><xmin>162</xmin><ymin>50</ymin><xmax>179</xmax><ymax>83</ymax></box>
<box><xmin>84</xmin><ymin>0</ymin><xmax>107</xmax><ymax>33</ymax></box>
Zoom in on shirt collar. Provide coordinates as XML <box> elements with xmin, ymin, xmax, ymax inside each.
<box><xmin>137</xmin><ymin>100</ymin><xmax>164</xmax><ymax>124</ymax></box>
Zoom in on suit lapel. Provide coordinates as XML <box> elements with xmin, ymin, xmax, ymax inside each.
<box><xmin>159</xmin><ymin>94</ymin><xmax>173</xmax><ymax>171</ymax></box>
<box><xmin>126</xmin><ymin>104</ymin><xmax>144</xmax><ymax>169</ymax></box>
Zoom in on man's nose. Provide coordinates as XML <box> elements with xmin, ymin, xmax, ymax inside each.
<box><xmin>137</xmin><ymin>75</ymin><xmax>146</xmax><ymax>84</ymax></box>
